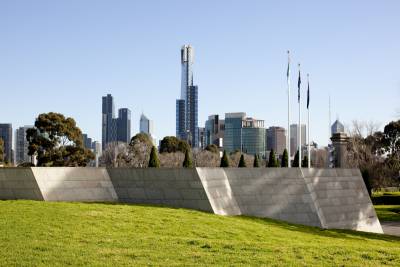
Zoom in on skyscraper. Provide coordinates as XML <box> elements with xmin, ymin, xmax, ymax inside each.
<box><xmin>102</xmin><ymin>94</ymin><xmax>116</xmax><ymax>150</ymax></box>
<box><xmin>331</xmin><ymin>119</ymin><xmax>345</xmax><ymax>135</ymax></box>
<box><xmin>205</xmin><ymin>114</ymin><xmax>225</xmax><ymax>149</ymax></box>
<box><xmin>0</xmin><ymin>124</ymin><xmax>13</xmax><ymax>164</ymax></box>
<box><xmin>117</xmin><ymin>108</ymin><xmax>131</xmax><ymax>143</ymax></box>
<box><xmin>15</xmin><ymin>126</ymin><xmax>33</xmax><ymax>165</ymax></box>
<box><xmin>290</xmin><ymin>124</ymin><xmax>306</xmax><ymax>156</ymax></box>
<box><xmin>140</xmin><ymin>113</ymin><xmax>154</xmax><ymax>137</ymax></box>
<box><xmin>176</xmin><ymin>45</ymin><xmax>199</xmax><ymax>147</ymax></box>
<box><xmin>266</xmin><ymin>126</ymin><xmax>286</xmax><ymax>156</ymax></box>
<box><xmin>102</xmin><ymin>94</ymin><xmax>131</xmax><ymax>149</ymax></box>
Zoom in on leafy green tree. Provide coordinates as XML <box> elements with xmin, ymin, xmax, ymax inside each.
<box><xmin>253</xmin><ymin>154</ymin><xmax>260</xmax><ymax>167</ymax></box>
<box><xmin>26</xmin><ymin>112</ymin><xmax>94</xmax><ymax>166</ymax></box>
<box><xmin>205</xmin><ymin>144</ymin><xmax>219</xmax><ymax>154</ymax></box>
<box><xmin>220</xmin><ymin>150</ymin><xmax>229</xmax><ymax>167</ymax></box>
<box><xmin>267</xmin><ymin>149</ymin><xmax>279</xmax><ymax>167</ymax></box>
<box><xmin>148</xmin><ymin>146</ymin><xmax>160</xmax><ymax>167</ymax></box>
<box><xmin>238</xmin><ymin>154</ymin><xmax>246</xmax><ymax>167</ymax></box>
<box><xmin>183</xmin><ymin>149</ymin><xmax>193</xmax><ymax>168</ymax></box>
<box><xmin>159</xmin><ymin>136</ymin><xmax>190</xmax><ymax>154</ymax></box>
<box><xmin>0</xmin><ymin>138</ymin><xmax>4</xmax><ymax>163</ymax></box>
<box><xmin>302</xmin><ymin>155</ymin><xmax>309</xmax><ymax>168</ymax></box>
<box><xmin>292</xmin><ymin>150</ymin><xmax>300</xmax><ymax>167</ymax></box>
<box><xmin>281</xmin><ymin>149</ymin><xmax>289</xmax><ymax>167</ymax></box>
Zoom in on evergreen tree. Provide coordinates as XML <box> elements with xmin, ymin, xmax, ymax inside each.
<box><xmin>148</xmin><ymin>146</ymin><xmax>160</xmax><ymax>168</ymax></box>
<box><xmin>281</xmin><ymin>148</ymin><xmax>289</xmax><ymax>167</ymax></box>
<box><xmin>302</xmin><ymin>155</ymin><xmax>309</xmax><ymax>168</ymax></box>
<box><xmin>238</xmin><ymin>154</ymin><xmax>246</xmax><ymax>167</ymax></box>
<box><xmin>292</xmin><ymin>150</ymin><xmax>300</xmax><ymax>167</ymax></box>
<box><xmin>182</xmin><ymin>149</ymin><xmax>193</xmax><ymax>168</ymax></box>
<box><xmin>220</xmin><ymin>150</ymin><xmax>229</xmax><ymax>167</ymax></box>
<box><xmin>253</xmin><ymin>154</ymin><xmax>260</xmax><ymax>167</ymax></box>
<box><xmin>267</xmin><ymin>149</ymin><xmax>278</xmax><ymax>167</ymax></box>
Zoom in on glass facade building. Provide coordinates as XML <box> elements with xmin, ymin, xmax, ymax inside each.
<box><xmin>15</xmin><ymin>126</ymin><xmax>33</xmax><ymax>165</ymax></box>
<box><xmin>224</xmin><ymin>113</ymin><xmax>266</xmax><ymax>157</ymax></box>
<box><xmin>0</xmin><ymin>123</ymin><xmax>13</xmax><ymax>164</ymax></box>
<box><xmin>117</xmin><ymin>108</ymin><xmax>131</xmax><ymax>143</ymax></box>
<box><xmin>176</xmin><ymin>45</ymin><xmax>199</xmax><ymax>148</ymax></box>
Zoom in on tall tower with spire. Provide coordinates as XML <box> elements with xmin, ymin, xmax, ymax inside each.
<box><xmin>176</xmin><ymin>45</ymin><xmax>199</xmax><ymax>147</ymax></box>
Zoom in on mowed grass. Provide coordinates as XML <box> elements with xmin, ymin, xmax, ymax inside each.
<box><xmin>375</xmin><ymin>205</ymin><xmax>400</xmax><ymax>222</ymax></box>
<box><xmin>0</xmin><ymin>201</ymin><xmax>399</xmax><ymax>266</ymax></box>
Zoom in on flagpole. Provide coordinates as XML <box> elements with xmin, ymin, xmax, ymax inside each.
<box><xmin>287</xmin><ymin>51</ymin><xmax>291</xmax><ymax>168</ymax></box>
<box><xmin>307</xmin><ymin>74</ymin><xmax>311</xmax><ymax>169</ymax></box>
<box><xmin>298</xmin><ymin>64</ymin><xmax>301</xmax><ymax>168</ymax></box>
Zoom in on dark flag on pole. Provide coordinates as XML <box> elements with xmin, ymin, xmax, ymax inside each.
<box><xmin>297</xmin><ymin>65</ymin><xmax>301</xmax><ymax>103</ymax></box>
<box><xmin>307</xmin><ymin>74</ymin><xmax>310</xmax><ymax>109</ymax></box>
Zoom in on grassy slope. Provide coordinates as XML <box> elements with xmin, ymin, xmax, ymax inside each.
<box><xmin>375</xmin><ymin>205</ymin><xmax>400</xmax><ymax>221</ymax></box>
<box><xmin>0</xmin><ymin>201</ymin><xmax>399</xmax><ymax>266</ymax></box>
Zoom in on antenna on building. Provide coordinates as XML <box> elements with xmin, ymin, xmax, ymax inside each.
<box><xmin>329</xmin><ymin>94</ymin><xmax>332</xmax><ymax>138</ymax></box>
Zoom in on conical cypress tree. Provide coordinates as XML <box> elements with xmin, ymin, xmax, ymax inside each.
<box><xmin>253</xmin><ymin>154</ymin><xmax>260</xmax><ymax>167</ymax></box>
<box><xmin>281</xmin><ymin>149</ymin><xmax>289</xmax><ymax>167</ymax></box>
<box><xmin>292</xmin><ymin>150</ymin><xmax>299</xmax><ymax>167</ymax></box>
<box><xmin>183</xmin><ymin>149</ymin><xmax>193</xmax><ymax>168</ymax></box>
<box><xmin>148</xmin><ymin>146</ymin><xmax>160</xmax><ymax>168</ymax></box>
<box><xmin>302</xmin><ymin>155</ymin><xmax>309</xmax><ymax>168</ymax></box>
<box><xmin>268</xmin><ymin>149</ymin><xmax>278</xmax><ymax>167</ymax></box>
<box><xmin>238</xmin><ymin>154</ymin><xmax>246</xmax><ymax>167</ymax></box>
<box><xmin>220</xmin><ymin>150</ymin><xmax>229</xmax><ymax>167</ymax></box>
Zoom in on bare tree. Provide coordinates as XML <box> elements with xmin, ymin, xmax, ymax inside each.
<box><xmin>159</xmin><ymin>152</ymin><xmax>185</xmax><ymax>168</ymax></box>
<box><xmin>193</xmin><ymin>150</ymin><xmax>220</xmax><ymax>167</ymax></box>
<box><xmin>99</xmin><ymin>142</ymin><xmax>129</xmax><ymax>167</ymax></box>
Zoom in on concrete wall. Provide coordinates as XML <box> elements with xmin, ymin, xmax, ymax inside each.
<box><xmin>0</xmin><ymin>167</ymin><xmax>382</xmax><ymax>234</ymax></box>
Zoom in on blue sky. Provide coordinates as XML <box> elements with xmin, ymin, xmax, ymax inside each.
<box><xmin>1</xmin><ymin>0</ymin><xmax>399</xmax><ymax>147</ymax></box>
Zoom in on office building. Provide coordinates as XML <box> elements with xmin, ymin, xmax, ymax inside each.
<box><xmin>0</xmin><ymin>124</ymin><xmax>13</xmax><ymax>164</ymax></box>
<box><xmin>205</xmin><ymin>114</ymin><xmax>225</xmax><ymax>149</ymax></box>
<box><xmin>117</xmin><ymin>108</ymin><xmax>131</xmax><ymax>143</ymax></box>
<box><xmin>331</xmin><ymin>119</ymin><xmax>345</xmax><ymax>135</ymax></box>
<box><xmin>82</xmin><ymin>134</ymin><xmax>93</xmax><ymax>150</ymax></box>
<box><xmin>15</xmin><ymin>126</ymin><xmax>33</xmax><ymax>165</ymax></box>
<box><xmin>266</xmin><ymin>126</ymin><xmax>286</xmax><ymax>156</ymax></box>
<box><xmin>140</xmin><ymin>113</ymin><xmax>156</xmax><ymax>144</ymax></box>
<box><xmin>176</xmin><ymin>45</ymin><xmax>199</xmax><ymax>147</ymax></box>
<box><xmin>224</xmin><ymin>113</ymin><xmax>266</xmax><ymax>157</ymax></box>
<box><xmin>102</xmin><ymin>94</ymin><xmax>132</xmax><ymax>149</ymax></box>
<box><xmin>290</xmin><ymin>124</ymin><xmax>306</xmax><ymax>156</ymax></box>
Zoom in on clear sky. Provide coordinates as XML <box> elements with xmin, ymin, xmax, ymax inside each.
<box><xmin>1</xmin><ymin>0</ymin><xmax>399</xmax><ymax>147</ymax></box>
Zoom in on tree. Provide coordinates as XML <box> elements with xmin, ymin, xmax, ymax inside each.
<box><xmin>193</xmin><ymin>150</ymin><xmax>220</xmax><ymax>167</ymax></box>
<box><xmin>116</xmin><ymin>133</ymin><xmax>153</xmax><ymax>167</ymax></box>
<box><xmin>99</xmin><ymin>142</ymin><xmax>129</xmax><ymax>167</ymax></box>
<box><xmin>253</xmin><ymin>154</ymin><xmax>260</xmax><ymax>167</ymax></box>
<box><xmin>238</xmin><ymin>154</ymin><xmax>246</xmax><ymax>167</ymax></box>
<box><xmin>26</xmin><ymin>112</ymin><xmax>94</xmax><ymax>166</ymax></box>
<box><xmin>159</xmin><ymin>136</ymin><xmax>190</xmax><ymax>154</ymax></box>
<box><xmin>292</xmin><ymin>150</ymin><xmax>300</xmax><ymax>167</ymax></box>
<box><xmin>0</xmin><ymin>138</ymin><xmax>3</xmax><ymax>163</ymax></box>
<box><xmin>383</xmin><ymin>120</ymin><xmax>400</xmax><ymax>159</ymax></box>
<box><xmin>183</xmin><ymin>149</ymin><xmax>193</xmax><ymax>168</ymax></box>
<box><xmin>220</xmin><ymin>150</ymin><xmax>229</xmax><ymax>167</ymax></box>
<box><xmin>281</xmin><ymin>149</ymin><xmax>289</xmax><ymax>167</ymax></box>
<box><xmin>267</xmin><ymin>149</ymin><xmax>278</xmax><ymax>167</ymax></box>
<box><xmin>148</xmin><ymin>146</ymin><xmax>160</xmax><ymax>167</ymax></box>
<box><xmin>205</xmin><ymin>144</ymin><xmax>219</xmax><ymax>154</ymax></box>
<box><xmin>302</xmin><ymin>155</ymin><xmax>309</xmax><ymax>168</ymax></box>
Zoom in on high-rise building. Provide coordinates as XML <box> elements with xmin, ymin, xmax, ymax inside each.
<box><xmin>224</xmin><ymin>113</ymin><xmax>266</xmax><ymax>157</ymax></box>
<box><xmin>140</xmin><ymin>113</ymin><xmax>154</xmax><ymax>137</ymax></box>
<box><xmin>290</xmin><ymin>124</ymin><xmax>306</xmax><ymax>156</ymax></box>
<box><xmin>82</xmin><ymin>133</ymin><xmax>93</xmax><ymax>150</ymax></box>
<box><xmin>102</xmin><ymin>94</ymin><xmax>116</xmax><ymax>150</ymax></box>
<box><xmin>266</xmin><ymin>126</ymin><xmax>286</xmax><ymax>156</ymax></box>
<box><xmin>176</xmin><ymin>45</ymin><xmax>199</xmax><ymax>148</ymax></box>
<box><xmin>0</xmin><ymin>124</ymin><xmax>13</xmax><ymax>164</ymax></box>
<box><xmin>331</xmin><ymin>119</ymin><xmax>345</xmax><ymax>134</ymax></box>
<box><xmin>205</xmin><ymin>114</ymin><xmax>225</xmax><ymax>149</ymax></box>
<box><xmin>15</xmin><ymin>126</ymin><xmax>33</xmax><ymax>165</ymax></box>
<box><xmin>117</xmin><ymin>108</ymin><xmax>131</xmax><ymax>143</ymax></box>
<box><xmin>102</xmin><ymin>94</ymin><xmax>131</xmax><ymax>149</ymax></box>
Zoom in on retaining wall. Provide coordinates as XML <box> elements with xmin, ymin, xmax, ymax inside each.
<box><xmin>0</xmin><ymin>167</ymin><xmax>382</xmax><ymax>233</ymax></box>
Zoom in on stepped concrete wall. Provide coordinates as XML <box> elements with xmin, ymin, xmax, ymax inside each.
<box><xmin>0</xmin><ymin>167</ymin><xmax>382</xmax><ymax>233</ymax></box>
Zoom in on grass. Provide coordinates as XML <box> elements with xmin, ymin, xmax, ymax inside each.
<box><xmin>372</xmin><ymin>191</ymin><xmax>400</xmax><ymax>205</ymax></box>
<box><xmin>375</xmin><ymin>205</ymin><xmax>400</xmax><ymax>222</ymax></box>
<box><xmin>0</xmin><ymin>201</ymin><xmax>399</xmax><ymax>266</ymax></box>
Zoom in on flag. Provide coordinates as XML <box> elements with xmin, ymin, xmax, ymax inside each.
<box><xmin>307</xmin><ymin>77</ymin><xmax>310</xmax><ymax>109</ymax></box>
<box><xmin>297</xmin><ymin>67</ymin><xmax>301</xmax><ymax>103</ymax></box>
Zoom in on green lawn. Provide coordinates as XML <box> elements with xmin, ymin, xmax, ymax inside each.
<box><xmin>0</xmin><ymin>201</ymin><xmax>399</xmax><ymax>266</ymax></box>
<box><xmin>375</xmin><ymin>205</ymin><xmax>400</xmax><ymax>222</ymax></box>
<box><xmin>372</xmin><ymin>191</ymin><xmax>400</xmax><ymax>205</ymax></box>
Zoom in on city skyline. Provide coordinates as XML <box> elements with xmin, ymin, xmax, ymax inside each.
<box><xmin>1</xmin><ymin>1</ymin><xmax>399</xmax><ymax>148</ymax></box>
